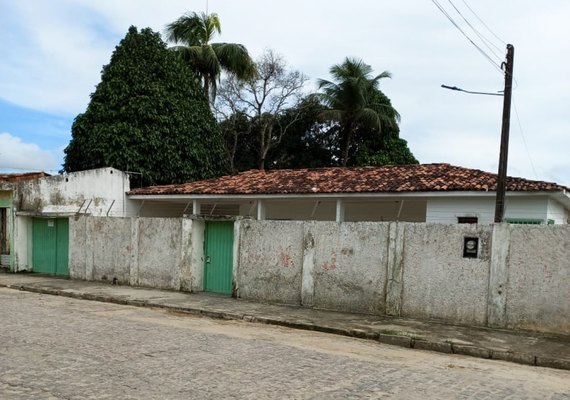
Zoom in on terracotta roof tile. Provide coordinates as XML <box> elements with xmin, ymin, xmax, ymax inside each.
<box><xmin>0</xmin><ymin>172</ymin><xmax>49</xmax><ymax>183</ymax></box>
<box><xmin>129</xmin><ymin>164</ymin><xmax>568</xmax><ymax>196</ymax></box>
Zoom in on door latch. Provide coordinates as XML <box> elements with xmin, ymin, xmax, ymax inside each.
<box><xmin>205</xmin><ymin>256</ymin><xmax>211</xmax><ymax>264</ymax></box>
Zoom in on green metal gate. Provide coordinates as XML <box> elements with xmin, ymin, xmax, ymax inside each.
<box><xmin>32</xmin><ymin>218</ymin><xmax>69</xmax><ymax>276</ymax></box>
<box><xmin>204</xmin><ymin>221</ymin><xmax>234</xmax><ymax>294</ymax></box>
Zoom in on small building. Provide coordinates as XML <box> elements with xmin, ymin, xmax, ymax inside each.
<box><xmin>0</xmin><ymin>167</ymin><xmax>132</xmax><ymax>273</ymax></box>
<box><xmin>128</xmin><ymin>164</ymin><xmax>570</xmax><ymax>225</ymax></box>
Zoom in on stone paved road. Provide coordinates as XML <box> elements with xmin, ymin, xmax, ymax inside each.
<box><xmin>1</xmin><ymin>288</ymin><xmax>569</xmax><ymax>400</ymax></box>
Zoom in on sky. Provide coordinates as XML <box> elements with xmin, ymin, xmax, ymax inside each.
<box><xmin>1</xmin><ymin>0</ymin><xmax>569</xmax><ymax>185</ymax></box>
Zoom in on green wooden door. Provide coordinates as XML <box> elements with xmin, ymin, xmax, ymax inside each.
<box><xmin>32</xmin><ymin>218</ymin><xmax>69</xmax><ymax>276</ymax></box>
<box><xmin>204</xmin><ymin>221</ymin><xmax>234</xmax><ymax>294</ymax></box>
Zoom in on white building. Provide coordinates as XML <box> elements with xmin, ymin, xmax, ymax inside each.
<box><xmin>128</xmin><ymin>163</ymin><xmax>570</xmax><ymax>225</ymax></box>
<box><xmin>0</xmin><ymin>167</ymin><xmax>131</xmax><ymax>272</ymax></box>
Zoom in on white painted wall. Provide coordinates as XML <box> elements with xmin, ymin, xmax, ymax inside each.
<box><xmin>426</xmin><ymin>196</ymin><xmax>552</xmax><ymax>224</ymax></box>
<box><xmin>344</xmin><ymin>200</ymin><xmax>426</xmax><ymax>222</ymax></box>
<box><xmin>14</xmin><ymin>167</ymin><xmax>131</xmax><ymax>217</ymax></box>
<box><xmin>547</xmin><ymin>198</ymin><xmax>569</xmax><ymax>224</ymax></box>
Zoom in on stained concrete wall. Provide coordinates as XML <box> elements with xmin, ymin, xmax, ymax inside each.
<box><xmin>308</xmin><ymin>222</ymin><xmax>389</xmax><ymax>314</ymax></box>
<box><xmin>66</xmin><ymin>216</ymin><xmax>570</xmax><ymax>335</ymax></box>
<box><xmin>69</xmin><ymin>216</ymin><xmax>194</xmax><ymax>291</ymax></box>
<box><xmin>505</xmin><ymin>225</ymin><xmax>570</xmax><ymax>335</ymax></box>
<box><xmin>400</xmin><ymin>224</ymin><xmax>492</xmax><ymax>326</ymax></box>
<box><xmin>235</xmin><ymin>220</ymin><xmax>568</xmax><ymax>335</ymax></box>
<box><xmin>237</xmin><ymin>220</ymin><xmax>304</xmax><ymax>305</ymax></box>
<box><xmin>137</xmin><ymin>218</ymin><xmax>183</xmax><ymax>289</ymax></box>
<box><xmin>236</xmin><ymin>221</ymin><xmax>389</xmax><ymax>314</ymax></box>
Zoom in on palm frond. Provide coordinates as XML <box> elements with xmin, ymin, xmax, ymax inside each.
<box><xmin>211</xmin><ymin>42</ymin><xmax>255</xmax><ymax>80</ymax></box>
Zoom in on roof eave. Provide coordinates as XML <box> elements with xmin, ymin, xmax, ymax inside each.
<box><xmin>128</xmin><ymin>190</ymin><xmax>563</xmax><ymax>201</ymax></box>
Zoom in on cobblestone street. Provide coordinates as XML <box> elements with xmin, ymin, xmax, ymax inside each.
<box><xmin>1</xmin><ymin>288</ymin><xmax>569</xmax><ymax>399</ymax></box>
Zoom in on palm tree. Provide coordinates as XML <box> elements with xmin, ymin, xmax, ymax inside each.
<box><xmin>317</xmin><ymin>58</ymin><xmax>400</xmax><ymax>167</ymax></box>
<box><xmin>165</xmin><ymin>11</ymin><xmax>255</xmax><ymax>101</ymax></box>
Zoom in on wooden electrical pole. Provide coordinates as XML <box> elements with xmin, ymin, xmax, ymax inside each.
<box><xmin>494</xmin><ymin>44</ymin><xmax>515</xmax><ymax>223</ymax></box>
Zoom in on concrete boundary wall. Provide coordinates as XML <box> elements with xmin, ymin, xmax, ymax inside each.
<box><xmin>68</xmin><ymin>216</ymin><xmax>570</xmax><ymax>335</ymax></box>
<box><xmin>399</xmin><ymin>224</ymin><xmax>492</xmax><ymax>326</ymax></box>
<box><xmin>69</xmin><ymin>216</ymin><xmax>198</xmax><ymax>291</ymax></box>
<box><xmin>236</xmin><ymin>220</ymin><xmax>570</xmax><ymax>335</ymax></box>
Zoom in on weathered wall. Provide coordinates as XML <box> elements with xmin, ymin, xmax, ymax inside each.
<box><xmin>15</xmin><ymin>167</ymin><xmax>131</xmax><ymax>217</ymax></box>
<box><xmin>136</xmin><ymin>218</ymin><xmax>183</xmax><ymax>289</ymax></box>
<box><xmin>505</xmin><ymin>225</ymin><xmax>570</xmax><ymax>335</ymax></box>
<box><xmin>237</xmin><ymin>220</ymin><xmax>304</xmax><ymax>305</ymax></box>
<box><xmin>235</xmin><ymin>220</ymin><xmax>568</xmax><ymax>335</ymax></box>
<box><xmin>69</xmin><ymin>216</ymin><xmax>193</xmax><ymax>291</ymax></box>
<box><xmin>13</xmin><ymin>216</ymin><xmax>32</xmax><ymax>271</ymax></box>
<box><xmin>90</xmin><ymin>217</ymin><xmax>132</xmax><ymax>284</ymax></box>
<box><xmin>400</xmin><ymin>224</ymin><xmax>492</xmax><ymax>326</ymax></box>
<box><xmin>308</xmin><ymin>222</ymin><xmax>389</xmax><ymax>314</ymax></box>
<box><xmin>0</xmin><ymin>191</ymin><xmax>13</xmax><ymax>267</ymax></box>
<box><xmin>65</xmin><ymin>216</ymin><xmax>570</xmax><ymax>335</ymax></box>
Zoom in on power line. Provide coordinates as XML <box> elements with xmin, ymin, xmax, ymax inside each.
<box><xmin>460</xmin><ymin>0</ymin><xmax>506</xmax><ymax>46</ymax></box>
<box><xmin>446</xmin><ymin>0</ymin><xmax>504</xmax><ymax>60</ymax></box>
<box><xmin>430</xmin><ymin>0</ymin><xmax>503</xmax><ymax>74</ymax></box>
<box><xmin>512</xmin><ymin>95</ymin><xmax>538</xmax><ymax>179</ymax></box>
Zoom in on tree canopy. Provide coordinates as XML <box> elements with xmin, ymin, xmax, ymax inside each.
<box><xmin>63</xmin><ymin>26</ymin><xmax>227</xmax><ymax>185</ymax></box>
<box><xmin>165</xmin><ymin>12</ymin><xmax>255</xmax><ymax>101</ymax></box>
<box><xmin>317</xmin><ymin>58</ymin><xmax>401</xmax><ymax>166</ymax></box>
<box><xmin>214</xmin><ymin>55</ymin><xmax>417</xmax><ymax>171</ymax></box>
<box><xmin>215</xmin><ymin>49</ymin><xmax>308</xmax><ymax>171</ymax></box>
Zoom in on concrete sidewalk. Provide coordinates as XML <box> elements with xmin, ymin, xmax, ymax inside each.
<box><xmin>1</xmin><ymin>272</ymin><xmax>569</xmax><ymax>371</ymax></box>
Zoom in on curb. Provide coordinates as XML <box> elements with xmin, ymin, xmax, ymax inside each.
<box><xmin>2</xmin><ymin>283</ymin><xmax>569</xmax><ymax>372</ymax></box>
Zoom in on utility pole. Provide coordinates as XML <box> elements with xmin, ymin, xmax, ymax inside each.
<box><xmin>494</xmin><ymin>44</ymin><xmax>515</xmax><ymax>223</ymax></box>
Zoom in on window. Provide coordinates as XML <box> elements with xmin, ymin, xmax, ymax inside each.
<box><xmin>457</xmin><ymin>216</ymin><xmax>478</xmax><ymax>224</ymax></box>
<box><xmin>505</xmin><ymin>218</ymin><xmax>555</xmax><ymax>225</ymax></box>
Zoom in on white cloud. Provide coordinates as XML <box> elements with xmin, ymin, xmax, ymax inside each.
<box><xmin>0</xmin><ymin>133</ymin><xmax>58</xmax><ymax>171</ymax></box>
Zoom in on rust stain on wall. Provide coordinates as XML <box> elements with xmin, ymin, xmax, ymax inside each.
<box><xmin>322</xmin><ymin>251</ymin><xmax>337</xmax><ymax>270</ymax></box>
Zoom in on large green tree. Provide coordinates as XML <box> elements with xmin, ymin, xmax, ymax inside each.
<box><xmin>317</xmin><ymin>58</ymin><xmax>400</xmax><ymax>166</ymax></box>
<box><xmin>165</xmin><ymin>11</ymin><xmax>255</xmax><ymax>101</ymax></box>
<box><xmin>63</xmin><ymin>26</ymin><xmax>227</xmax><ymax>186</ymax></box>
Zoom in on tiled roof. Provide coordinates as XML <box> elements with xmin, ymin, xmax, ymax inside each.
<box><xmin>129</xmin><ymin>164</ymin><xmax>568</xmax><ymax>196</ymax></box>
<box><xmin>0</xmin><ymin>172</ymin><xmax>49</xmax><ymax>183</ymax></box>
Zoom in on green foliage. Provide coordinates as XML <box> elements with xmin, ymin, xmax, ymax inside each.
<box><xmin>63</xmin><ymin>26</ymin><xmax>227</xmax><ymax>185</ymax></box>
<box><xmin>352</xmin><ymin>135</ymin><xmax>418</xmax><ymax>166</ymax></box>
<box><xmin>317</xmin><ymin>58</ymin><xmax>401</xmax><ymax>166</ymax></box>
<box><xmin>269</xmin><ymin>97</ymin><xmax>338</xmax><ymax>169</ymax></box>
<box><xmin>219</xmin><ymin>93</ymin><xmax>418</xmax><ymax>171</ymax></box>
<box><xmin>166</xmin><ymin>12</ymin><xmax>255</xmax><ymax>100</ymax></box>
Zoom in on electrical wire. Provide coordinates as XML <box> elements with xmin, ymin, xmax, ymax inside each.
<box><xmin>430</xmin><ymin>0</ymin><xmax>504</xmax><ymax>74</ymax></box>
<box><xmin>512</xmin><ymin>95</ymin><xmax>538</xmax><ymax>179</ymax></box>
<box><xmin>460</xmin><ymin>0</ymin><xmax>506</xmax><ymax>46</ymax></box>
<box><xmin>446</xmin><ymin>0</ymin><xmax>504</xmax><ymax>60</ymax></box>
